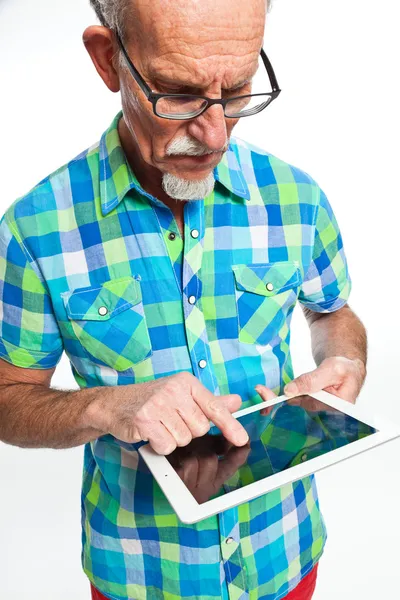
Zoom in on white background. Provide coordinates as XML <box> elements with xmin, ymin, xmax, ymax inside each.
<box><xmin>0</xmin><ymin>0</ymin><xmax>399</xmax><ymax>598</ymax></box>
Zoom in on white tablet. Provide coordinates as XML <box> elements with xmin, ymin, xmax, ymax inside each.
<box><xmin>139</xmin><ymin>390</ymin><xmax>400</xmax><ymax>524</ymax></box>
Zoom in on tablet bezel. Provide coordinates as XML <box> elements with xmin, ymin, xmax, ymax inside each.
<box><xmin>138</xmin><ymin>390</ymin><xmax>400</xmax><ymax>524</ymax></box>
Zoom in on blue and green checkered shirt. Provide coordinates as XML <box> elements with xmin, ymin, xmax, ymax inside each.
<box><xmin>0</xmin><ymin>111</ymin><xmax>351</xmax><ymax>599</ymax></box>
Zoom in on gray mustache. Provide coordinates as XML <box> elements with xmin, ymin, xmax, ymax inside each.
<box><xmin>166</xmin><ymin>137</ymin><xmax>229</xmax><ymax>157</ymax></box>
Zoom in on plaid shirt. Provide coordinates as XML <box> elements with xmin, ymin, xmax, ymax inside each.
<box><xmin>0</xmin><ymin>111</ymin><xmax>351</xmax><ymax>600</ymax></box>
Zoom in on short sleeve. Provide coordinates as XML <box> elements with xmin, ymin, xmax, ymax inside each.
<box><xmin>0</xmin><ymin>216</ymin><xmax>63</xmax><ymax>369</ymax></box>
<box><xmin>298</xmin><ymin>189</ymin><xmax>351</xmax><ymax>313</ymax></box>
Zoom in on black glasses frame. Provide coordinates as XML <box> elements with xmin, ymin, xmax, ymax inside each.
<box><xmin>115</xmin><ymin>31</ymin><xmax>281</xmax><ymax>120</ymax></box>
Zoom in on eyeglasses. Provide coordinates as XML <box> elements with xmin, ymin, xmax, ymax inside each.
<box><xmin>115</xmin><ymin>32</ymin><xmax>281</xmax><ymax>120</ymax></box>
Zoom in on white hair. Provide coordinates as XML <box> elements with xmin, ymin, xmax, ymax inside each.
<box><xmin>162</xmin><ymin>172</ymin><xmax>216</xmax><ymax>202</ymax></box>
<box><xmin>89</xmin><ymin>0</ymin><xmax>273</xmax><ymax>38</ymax></box>
<box><xmin>89</xmin><ymin>0</ymin><xmax>130</xmax><ymax>37</ymax></box>
<box><xmin>161</xmin><ymin>136</ymin><xmax>229</xmax><ymax>201</ymax></box>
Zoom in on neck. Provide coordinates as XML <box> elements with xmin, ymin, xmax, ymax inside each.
<box><xmin>117</xmin><ymin>117</ymin><xmax>187</xmax><ymax>219</ymax></box>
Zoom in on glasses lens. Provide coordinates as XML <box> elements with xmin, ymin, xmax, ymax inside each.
<box><xmin>156</xmin><ymin>96</ymin><xmax>208</xmax><ymax>119</ymax></box>
<box><xmin>225</xmin><ymin>94</ymin><xmax>273</xmax><ymax>118</ymax></box>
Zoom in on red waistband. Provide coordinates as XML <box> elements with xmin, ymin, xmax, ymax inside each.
<box><xmin>90</xmin><ymin>563</ymin><xmax>319</xmax><ymax>600</ymax></box>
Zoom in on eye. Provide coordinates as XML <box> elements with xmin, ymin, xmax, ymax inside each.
<box><xmin>222</xmin><ymin>82</ymin><xmax>251</xmax><ymax>96</ymax></box>
<box><xmin>155</xmin><ymin>81</ymin><xmax>197</xmax><ymax>95</ymax></box>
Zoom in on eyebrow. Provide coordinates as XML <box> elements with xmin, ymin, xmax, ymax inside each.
<box><xmin>153</xmin><ymin>73</ymin><xmax>256</xmax><ymax>93</ymax></box>
<box><xmin>225</xmin><ymin>78</ymin><xmax>252</xmax><ymax>91</ymax></box>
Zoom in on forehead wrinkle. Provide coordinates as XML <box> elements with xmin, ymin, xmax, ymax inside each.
<box><xmin>134</xmin><ymin>0</ymin><xmax>266</xmax><ymax>36</ymax></box>
<box><xmin>147</xmin><ymin>52</ymin><xmax>259</xmax><ymax>90</ymax></box>
<box><xmin>150</xmin><ymin>27</ymin><xmax>264</xmax><ymax>56</ymax></box>
<box><xmin>130</xmin><ymin>0</ymin><xmax>266</xmax><ymax>67</ymax></box>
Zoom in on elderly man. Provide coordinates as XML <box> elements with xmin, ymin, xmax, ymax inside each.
<box><xmin>0</xmin><ymin>0</ymin><xmax>366</xmax><ymax>599</ymax></box>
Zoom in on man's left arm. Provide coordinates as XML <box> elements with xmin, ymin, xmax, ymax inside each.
<box><xmin>256</xmin><ymin>185</ymin><xmax>367</xmax><ymax>405</ymax></box>
<box><xmin>284</xmin><ymin>304</ymin><xmax>367</xmax><ymax>403</ymax></box>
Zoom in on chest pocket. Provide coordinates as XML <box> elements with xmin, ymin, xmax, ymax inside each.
<box><xmin>232</xmin><ymin>262</ymin><xmax>301</xmax><ymax>345</ymax></box>
<box><xmin>62</xmin><ymin>276</ymin><xmax>152</xmax><ymax>371</ymax></box>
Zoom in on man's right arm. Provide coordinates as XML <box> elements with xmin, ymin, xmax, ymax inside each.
<box><xmin>0</xmin><ymin>359</ymin><xmax>106</xmax><ymax>449</ymax></box>
<box><xmin>0</xmin><ymin>360</ymin><xmax>249</xmax><ymax>453</ymax></box>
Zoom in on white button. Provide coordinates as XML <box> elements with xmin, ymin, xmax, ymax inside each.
<box><xmin>191</xmin><ymin>229</ymin><xmax>199</xmax><ymax>239</ymax></box>
<box><xmin>98</xmin><ymin>306</ymin><xmax>108</xmax><ymax>316</ymax></box>
<box><xmin>188</xmin><ymin>296</ymin><xmax>196</xmax><ymax>305</ymax></box>
<box><xmin>225</xmin><ymin>537</ymin><xmax>235</xmax><ymax>544</ymax></box>
<box><xmin>266</xmin><ymin>282</ymin><xmax>274</xmax><ymax>292</ymax></box>
<box><xmin>199</xmin><ymin>359</ymin><xmax>207</xmax><ymax>369</ymax></box>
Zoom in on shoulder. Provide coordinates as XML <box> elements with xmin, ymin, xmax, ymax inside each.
<box><xmin>3</xmin><ymin>140</ymin><xmax>101</xmax><ymax>240</ymax></box>
<box><xmin>229</xmin><ymin>135</ymin><xmax>321</xmax><ymax>191</ymax></box>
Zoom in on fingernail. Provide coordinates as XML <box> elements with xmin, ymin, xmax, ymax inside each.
<box><xmin>284</xmin><ymin>384</ymin><xmax>297</xmax><ymax>397</ymax></box>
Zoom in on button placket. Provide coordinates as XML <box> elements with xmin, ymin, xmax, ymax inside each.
<box><xmin>182</xmin><ymin>201</ymin><xmax>219</xmax><ymax>394</ymax></box>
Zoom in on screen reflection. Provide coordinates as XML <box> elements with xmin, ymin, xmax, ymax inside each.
<box><xmin>166</xmin><ymin>396</ymin><xmax>377</xmax><ymax>504</ymax></box>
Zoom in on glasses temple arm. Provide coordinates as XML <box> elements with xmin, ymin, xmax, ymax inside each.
<box><xmin>260</xmin><ymin>48</ymin><xmax>281</xmax><ymax>93</ymax></box>
<box><xmin>115</xmin><ymin>31</ymin><xmax>153</xmax><ymax>97</ymax></box>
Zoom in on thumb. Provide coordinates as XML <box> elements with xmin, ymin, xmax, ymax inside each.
<box><xmin>255</xmin><ymin>384</ymin><xmax>277</xmax><ymax>402</ymax></box>
<box><xmin>284</xmin><ymin>365</ymin><xmax>336</xmax><ymax>397</ymax></box>
<box><xmin>255</xmin><ymin>385</ymin><xmax>278</xmax><ymax>416</ymax></box>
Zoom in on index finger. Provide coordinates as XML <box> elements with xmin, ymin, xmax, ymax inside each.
<box><xmin>191</xmin><ymin>381</ymin><xmax>249</xmax><ymax>446</ymax></box>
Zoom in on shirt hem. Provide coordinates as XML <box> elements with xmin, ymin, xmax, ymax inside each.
<box><xmin>83</xmin><ymin>547</ymin><xmax>325</xmax><ymax>600</ymax></box>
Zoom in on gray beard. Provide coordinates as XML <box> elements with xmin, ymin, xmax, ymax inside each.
<box><xmin>162</xmin><ymin>171</ymin><xmax>216</xmax><ymax>201</ymax></box>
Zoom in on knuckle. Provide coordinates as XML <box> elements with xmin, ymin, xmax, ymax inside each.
<box><xmin>193</xmin><ymin>420</ymin><xmax>210</xmax><ymax>437</ymax></box>
<box><xmin>161</xmin><ymin>441</ymin><xmax>177</xmax><ymax>455</ymax></box>
<box><xmin>176</xmin><ymin>433</ymin><xmax>193</xmax><ymax>447</ymax></box>
<box><xmin>334</xmin><ymin>360</ymin><xmax>347</xmax><ymax>377</ymax></box>
<box><xmin>152</xmin><ymin>395</ymin><xmax>166</xmax><ymax>410</ymax></box>
<box><xmin>119</xmin><ymin>420</ymin><xmax>144</xmax><ymax>443</ymax></box>
<box><xmin>186</xmin><ymin>402</ymin><xmax>200</xmax><ymax>419</ymax></box>
<box><xmin>175</xmin><ymin>371</ymin><xmax>192</xmax><ymax>383</ymax></box>
<box><xmin>208</xmin><ymin>401</ymin><xmax>225</xmax><ymax>417</ymax></box>
<box><xmin>135</xmin><ymin>406</ymin><xmax>150</xmax><ymax>422</ymax></box>
<box><xmin>163</xmin><ymin>378</ymin><xmax>182</xmax><ymax>398</ymax></box>
<box><xmin>150</xmin><ymin>433</ymin><xmax>175</xmax><ymax>454</ymax></box>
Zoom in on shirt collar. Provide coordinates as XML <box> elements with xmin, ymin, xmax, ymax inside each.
<box><xmin>99</xmin><ymin>111</ymin><xmax>250</xmax><ymax>216</ymax></box>
<box><xmin>213</xmin><ymin>144</ymin><xmax>251</xmax><ymax>201</ymax></box>
<box><xmin>99</xmin><ymin>111</ymin><xmax>148</xmax><ymax>216</ymax></box>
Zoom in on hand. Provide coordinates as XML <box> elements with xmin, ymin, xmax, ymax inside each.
<box><xmin>85</xmin><ymin>372</ymin><xmax>249</xmax><ymax>455</ymax></box>
<box><xmin>283</xmin><ymin>357</ymin><xmax>366</xmax><ymax>404</ymax></box>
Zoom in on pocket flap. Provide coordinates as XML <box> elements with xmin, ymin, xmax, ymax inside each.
<box><xmin>62</xmin><ymin>276</ymin><xmax>141</xmax><ymax>321</ymax></box>
<box><xmin>232</xmin><ymin>262</ymin><xmax>300</xmax><ymax>296</ymax></box>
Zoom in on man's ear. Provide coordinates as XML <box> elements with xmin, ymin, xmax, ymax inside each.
<box><xmin>82</xmin><ymin>25</ymin><xmax>121</xmax><ymax>93</ymax></box>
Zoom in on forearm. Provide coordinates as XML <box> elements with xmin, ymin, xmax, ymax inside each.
<box><xmin>0</xmin><ymin>383</ymin><xmax>106</xmax><ymax>449</ymax></box>
<box><xmin>305</xmin><ymin>304</ymin><xmax>367</xmax><ymax>370</ymax></box>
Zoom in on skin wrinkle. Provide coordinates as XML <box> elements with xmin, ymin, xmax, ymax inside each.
<box><xmin>150</xmin><ymin>66</ymin><xmax>258</xmax><ymax>95</ymax></box>
<box><xmin>83</xmin><ymin>0</ymin><xmax>266</xmax><ymax>210</ymax></box>
<box><xmin>142</xmin><ymin>50</ymin><xmax>261</xmax><ymax>86</ymax></box>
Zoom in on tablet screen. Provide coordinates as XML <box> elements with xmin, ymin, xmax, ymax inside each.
<box><xmin>166</xmin><ymin>395</ymin><xmax>378</xmax><ymax>504</ymax></box>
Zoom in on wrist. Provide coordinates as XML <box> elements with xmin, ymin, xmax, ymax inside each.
<box><xmin>80</xmin><ymin>387</ymin><xmax>110</xmax><ymax>432</ymax></box>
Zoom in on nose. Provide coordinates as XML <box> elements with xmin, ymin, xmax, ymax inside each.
<box><xmin>186</xmin><ymin>103</ymin><xmax>228</xmax><ymax>153</ymax></box>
